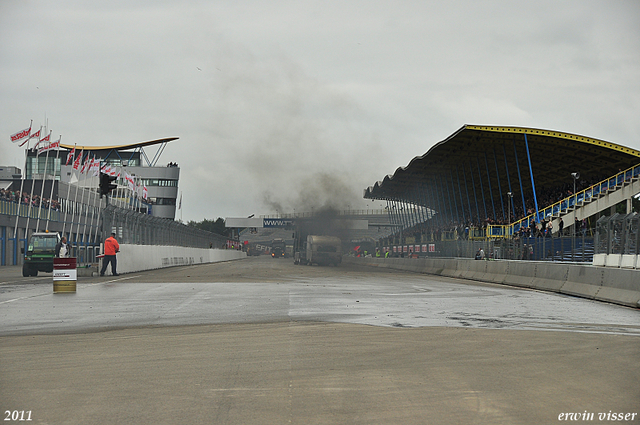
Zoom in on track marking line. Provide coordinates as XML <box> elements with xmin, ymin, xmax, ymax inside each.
<box><xmin>0</xmin><ymin>292</ymin><xmax>50</xmax><ymax>305</ymax></box>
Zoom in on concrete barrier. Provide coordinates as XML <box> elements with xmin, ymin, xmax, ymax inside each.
<box><xmin>483</xmin><ymin>261</ymin><xmax>507</xmax><ymax>284</ymax></box>
<box><xmin>441</xmin><ymin>258</ymin><xmax>459</xmax><ymax>278</ymax></box>
<box><xmin>531</xmin><ymin>262</ymin><xmax>568</xmax><ymax>292</ymax></box>
<box><xmin>596</xmin><ymin>267</ymin><xmax>640</xmax><ymax>307</ymax></box>
<box><xmin>562</xmin><ymin>265</ymin><xmax>604</xmax><ymax>300</ymax></box>
<box><xmin>605</xmin><ymin>254</ymin><xmax>622</xmax><ymax>268</ymax></box>
<box><xmin>100</xmin><ymin>245</ymin><xmax>246</xmax><ymax>275</ymax></box>
<box><xmin>502</xmin><ymin>261</ymin><xmax>537</xmax><ymax>289</ymax></box>
<box><xmin>592</xmin><ymin>254</ymin><xmax>606</xmax><ymax>267</ymax></box>
<box><xmin>344</xmin><ymin>256</ymin><xmax>640</xmax><ymax>309</ymax></box>
<box><xmin>620</xmin><ymin>255</ymin><xmax>637</xmax><ymax>269</ymax></box>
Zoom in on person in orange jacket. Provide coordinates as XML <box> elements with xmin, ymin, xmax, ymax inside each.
<box><xmin>100</xmin><ymin>232</ymin><xmax>120</xmax><ymax>276</ymax></box>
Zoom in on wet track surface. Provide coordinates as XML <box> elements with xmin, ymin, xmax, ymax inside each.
<box><xmin>1</xmin><ymin>256</ymin><xmax>638</xmax><ymax>336</ymax></box>
<box><xmin>2</xmin><ymin>257</ymin><xmax>639</xmax><ymax>425</ymax></box>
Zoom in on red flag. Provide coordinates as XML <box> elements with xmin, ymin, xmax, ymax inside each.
<box><xmin>66</xmin><ymin>147</ymin><xmax>75</xmax><ymax>165</ymax></box>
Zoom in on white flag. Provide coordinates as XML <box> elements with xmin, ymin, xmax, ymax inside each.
<box><xmin>11</xmin><ymin>126</ymin><xmax>31</xmax><ymax>144</ymax></box>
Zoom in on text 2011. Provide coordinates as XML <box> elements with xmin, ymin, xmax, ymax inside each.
<box><xmin>4</xmin><ymin>411</ymin><xmax>32</xmax><ymax>421</ymax></box>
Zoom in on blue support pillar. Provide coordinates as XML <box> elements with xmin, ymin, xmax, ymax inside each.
<box><xmin>493</xmin><ymin>147</ymin><xmax>505</xmax><ymax>220</ymax></box>
<box><xmin>449</xmin><ymin>170</ymin><xmax>461</xmax><ymax>224</ymax></box>
<box><xmin>409</xmin><ymin>189</ymin><xmax>419</xmax><ymax>228</ymax></box>
<box><xmin>422</xmin><ymin>182</ymin><xmax>436</xmax><ymax>229</ymax></box>
<box><xmin>432</xmin><ymin>179</ymin><xmax>445</xmax><ymax>229</ymax></box>
<box><xmin>455</xmin><ymin>167</ymin><xmax>467</xmax><ymax>224</ymax></box>
<box><xmin>502</xmin><ymin>143</ymin><xmax>515</xmax><ymax>222</ymax></box>
<box><xmin>418</xmin><ymin>182</ymin><xmax>431</xmax><ymax>228</ymax></box>
<box><xmin>439</xmin><ymin>175</ymin><xmax>455</xmax><ymax>225</ymax></box>
<box><xmin>418</xmin><ymin>184</ymin><xmax>430</xmax><ymax>228</ymax></box>
<box><xmin>476</xmin><ymin>157</ymin><xmax>488</xmax><ymax>220</ymax></box>
<box><xmin>464</xmin><ymin>162</ymin><xmax>480</xmax><ymax>224</ymax></box>
<box><xmin>524</xmin><ymin>133</ymin><xmax>540</xmax><ymax>222</ymax></box>
<box><xmin>484</xmin><ymin>152</ymin><xmax>497</xmax><ymax>221</ymax></box>
<box><xmin>513</xmin><ymin>140</ymin><xmax>527</xmax><ymax>221</ymax></box>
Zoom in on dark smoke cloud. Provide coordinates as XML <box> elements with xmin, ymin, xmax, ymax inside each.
<box><xmin>263</xmin><ymin>172</ymin><xmax>359</xmax><ymax>214</ymax></box>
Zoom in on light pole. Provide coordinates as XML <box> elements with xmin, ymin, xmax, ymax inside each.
<box><xmin>571</xmin><ymin>172</ymin><xmax>580</xmax><ymax>260</ymax></box>
<box><xmin>507</xmin><ymin>191</ymin><xmax>513</xmax><ymax>260</ymax></box>
<box><xmin>507</xmin><ymin>192</ymin><xmax>513</xmax><ymax>237</ymax></box>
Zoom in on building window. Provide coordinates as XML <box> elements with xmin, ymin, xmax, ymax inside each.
<box><xmin>147</xmin><ymin>197</ymin><xmax>176</xmax><ymax>205</ymax></box>
<box><xmin>140</xmin><ymin>179</ymin><xmax>178</xmax><ymax>187</ymax></box>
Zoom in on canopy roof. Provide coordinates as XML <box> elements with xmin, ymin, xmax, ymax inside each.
<box><xmin>364</xmin><ymin>125</ymin><xmax>640</xmax><ymax>203</ymax></box>
<box><xmin>60</xmin><ymin>137</ymin><xmax>179</xmax><ymax>152</ymax></box>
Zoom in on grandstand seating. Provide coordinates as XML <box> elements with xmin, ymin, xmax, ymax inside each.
<box><xmin>490</xmin><ymin>163</ymin><xmax>640</xmax><ymax>238</ymax></box>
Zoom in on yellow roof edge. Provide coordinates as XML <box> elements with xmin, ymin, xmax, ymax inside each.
<box><xmin>465</xmin><ymin>125</ymin><xmax>640</xmax><ymax>158</ymax></box>
<box><xmin>59</xmin><ymin>137</ymin><xmax>179</xmax><ymax>152</ymax></box>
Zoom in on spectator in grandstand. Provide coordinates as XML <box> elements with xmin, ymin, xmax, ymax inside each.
<box><xmin>558</xmin><ymin>218</ymin><xmax>564</xmax><ymax>236</ymax></box>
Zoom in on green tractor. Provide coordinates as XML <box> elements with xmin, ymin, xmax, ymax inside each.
<box><xmin>22</xmin><ymin>232</ymin><xmax>61</xmax><ymax>277</ymax></box>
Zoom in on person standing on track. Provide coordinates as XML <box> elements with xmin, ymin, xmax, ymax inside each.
<box><xmin>100</xmin><ymin>232</ymin><xmax>120</xmax><ymax>276</ymax></box>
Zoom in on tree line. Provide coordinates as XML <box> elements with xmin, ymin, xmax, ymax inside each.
<box><xmin>186</xmin><ymin>217</ymin><xmax>229</xmax><ymax>236</ymax></box>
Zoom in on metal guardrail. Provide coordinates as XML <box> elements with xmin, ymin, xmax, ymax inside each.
<box><xmin>0</xmin><ymin>199</ymin><xmax>62</xmax><ymax>221</ymax></box>
<box><xmin>595</xmin><ymin>212</ymin><xmax>639</xmax><ymax>255</ymax></box>
<box><xmin>385</xmin><ymin>235</ymin><xmax>594</xmax><ymax>262</ymax></box>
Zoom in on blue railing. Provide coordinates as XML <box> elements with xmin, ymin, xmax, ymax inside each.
<box><xmin>489</xmin><ymin>163</ymin><xmax>640</xmax><ymax>237</ymax></box>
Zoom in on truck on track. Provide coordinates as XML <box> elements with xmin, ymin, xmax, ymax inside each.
<box><xmin>294</xmin><ymin>235</ymin><xmax>342</xmax><ymax>266</ymax></box>
<box><xmin>271</xmin><ymin>238</ymin><xmax>286</xmax><ymax>258</ymax></box>
<box><xmin>22</xmin><ymin>232</ymin><xmax>61</xmax><ymax>276</ymax></box>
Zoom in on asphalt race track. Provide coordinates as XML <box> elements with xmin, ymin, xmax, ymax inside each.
<box><xmin>1</xmin><ymin>257</ymin><xmax>638</xmax><ymax>424</ymax></box>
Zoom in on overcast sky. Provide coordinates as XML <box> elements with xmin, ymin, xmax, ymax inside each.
<box><xmin>2</xmin><ymin>1</ymin><xmax>639</xmax><ymax>222</ymax></box>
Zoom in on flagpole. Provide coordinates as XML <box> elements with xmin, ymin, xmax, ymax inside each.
<box><xmin>62</xmin><ymin>144</ymin><xmax>76</xmax><ymax>237</ymax></box>
<box><xmin>45</xmin><ymin>136</ymin><xmax>62</xmax><ymax>231</ymax></box>
<box><xmin>72</xmin><ymin>151</ymin><xmax>88</xmax><ymax>252</ymax></box>
<box><xmin>86</xmin><ymin>157</ymin><xmax>101</xmax><ymax>257</ymax></box>
<box><xmin>94</xmin><ymin>163</ymin><xmax>105</xmax><ymax>249</ymax></box>
<box><xmin>70</xmin><ymin>149</ymin><xmax>84</xmax><ymax>247</ymax></box>
<box><xmin>24</xmin><ymin>136</ymin><xmax>41</xmax><ymax>237</ymax></box>
<box><xmin>94</xmin><ymin>160</ymin><xmax>107</xmax><ymax>246</ymax></box>
<box><xmin>82</xmin><ymin>156</ymin><xmax>98</xmax><ymax>259</ymax></box>
<box><xmin>117</xmin><ymin>168</ymin><xmax>124</xmax><ymax>209</ymax></box>
<box><xmin>36</xmin><ymin>130</ymin><xmax>52</xmax><ymax>233</ymax></box>
<box><xmin>13</xmin><ymin>121</ymin><xmax>32</xmax><ymax>260</ymax></box>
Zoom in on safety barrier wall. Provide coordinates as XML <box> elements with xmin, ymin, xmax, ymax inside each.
<box><xmin>344</xmin><ymin>256</ymin><xmax>640</xmax><ymax>308</ymax></box>
<box><xmin>100</xmin><ymin>244</ymin><xmax>246</xmax><ymax>275</ymax></box>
